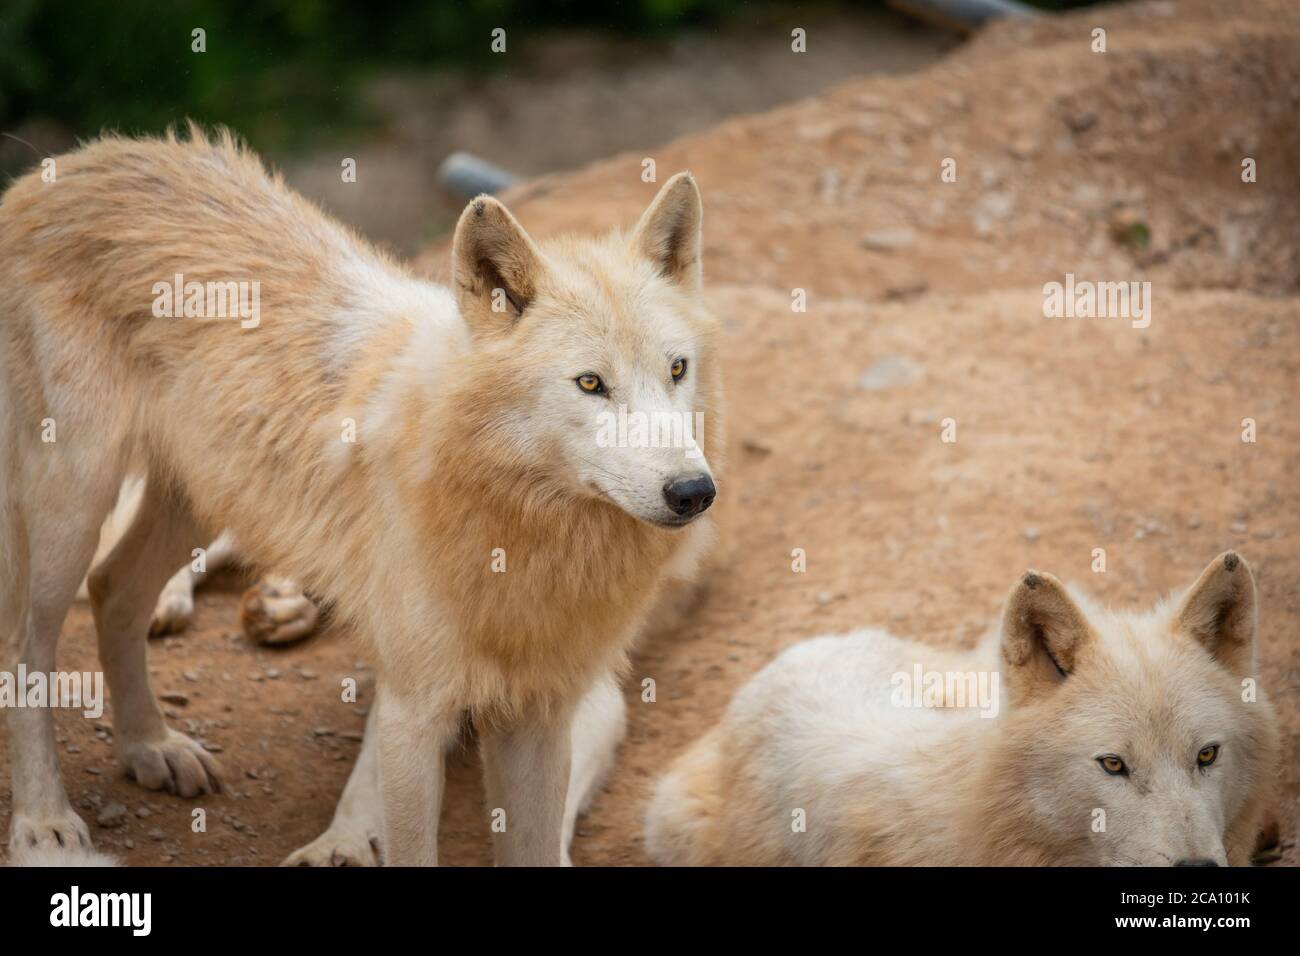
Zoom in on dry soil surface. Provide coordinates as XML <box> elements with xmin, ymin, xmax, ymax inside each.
<box><xmin>1</xmin><ymin>0</ymin><xmax>1296</xmax><ymax>866</ymax></box>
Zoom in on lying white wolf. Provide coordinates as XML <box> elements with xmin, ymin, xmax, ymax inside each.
<box><xmin>647</xmin><ymin>552</ymin><xmax>1278</xmax><ymax>866</ymax></box>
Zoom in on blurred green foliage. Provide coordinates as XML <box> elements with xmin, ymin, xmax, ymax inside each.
<box><xmin>0</xmin><ymin>0</ymin><xmax>738</xmax><ymax>146</ymax></box>
<box><xmin>0</xmin><ymin>0</ymin><xmax>1114</xmax><ymax>148</ymax></box>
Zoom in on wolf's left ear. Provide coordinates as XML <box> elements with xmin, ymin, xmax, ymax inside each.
<box><xmin>452</xmin><ymin>195</ymin><xmax>545</xmax><ymax>337</ymax></box>
<box><xmin>1175</xmin><ymin>551</ymin><xmax>1258</xmax><ymax>675</ymax></box>
<box><xmin>631</xmin><ymin>172</ymin><xmax>703</xmax><ymax>290</ymax></box>
<box><xmin>1001</xmin><ymin>570</ymin><xmax>1096</xmax><ymax>702</ymax></box>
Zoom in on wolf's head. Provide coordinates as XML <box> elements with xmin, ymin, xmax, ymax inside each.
<box><xmin>448</xmin><ymin>174</ymin><xmax>721</xmax><ymax>528</ymax></box>
<box><xmin>993</xmin><ymin>552</ymin><xmax>1277</xmax><ymax>866</ymax></box>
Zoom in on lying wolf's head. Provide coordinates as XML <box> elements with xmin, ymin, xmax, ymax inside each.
<box><xmin>993</xmin><ymin>552</ymin><xmax>1277</xmax><ymax>866</ymax></box>
<box><xmin>448</xmin><ymin>174</ymin><xmax>721</xmax><ymax>528</ymax></box>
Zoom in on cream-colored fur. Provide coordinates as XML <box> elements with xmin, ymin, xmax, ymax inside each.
<box><xmin>647</xmin><ymin>552</ymin><xmax>1278</xmax><ymax>866</ymax></box>
<box><xmin>0</xmin><ymin>126</ymin><xmax>722</xmax><ymax>866</ymax></box>
<box><xmin>4</xmin><ymin>844</ymin><xmax>119</xmax><ymax>867</ymax></box>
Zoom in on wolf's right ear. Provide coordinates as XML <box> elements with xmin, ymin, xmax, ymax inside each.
<box><xmin>1000</xmin><ymin>571</ymin><xmax>1095</xmax><ymax>702</ymax></box>
<box><xmin>1175</xmin><ymin>551</ymin><xmax>1257</xmax><ymax>676</ymax></box>
<box><xmin>452</xmin><ymin>195</ymin><xmax>545</xmax><ymax>337</ymax></box>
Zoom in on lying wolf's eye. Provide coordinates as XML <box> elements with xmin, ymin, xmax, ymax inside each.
<box><xmin>1098</xmin><ymin>755</ymin><xmax>1127</xmax><ymax>776</ymax></box>
<box><xmin>671</xmin><ymin>357</ymin><xmax>687</xmax><ymax>382</ymax></box>
<box><xmin>576</xmin><ymin>374</ymin><xmax>605</xmax><ymax>395</ymax></box>
<box><xmin>1197</xmin><ymin>745</ymin><xmax>1219</xmax><ymax>768</ymax></box>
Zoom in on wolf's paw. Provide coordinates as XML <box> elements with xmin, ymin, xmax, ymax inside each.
<box><xmin>9</xmin><ymin>809</ymin><xmax>92</xmax><ymax>853</ymax></box>
<box><xmin>281</xmin><ymin>827</ymin><xmax>382</xmax><ymax>867</ymax></box>
<box><xmin>116</xmin><ymin>729</ymin><xmax>222</xmax><ymax>797</ymax></box>
<box><xmin>239</xmin><ymin>577</ymin><xmax>318</xmax><ymax>646</ymax></box>
<box><xmin>148</xmin><ymin>590</ymin><xmax>194</xmax><ymax>637</ymax></box>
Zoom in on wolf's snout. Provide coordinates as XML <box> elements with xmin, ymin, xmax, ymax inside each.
<box><xmin>1174</xmin><ymin>858</ymin><xmax>1220</xmax><ymax>867</ymax></box>
<box><xmin>663</xmin><ymin>474</ymin><xmax>715</xmax><ymax>518</ymax></box>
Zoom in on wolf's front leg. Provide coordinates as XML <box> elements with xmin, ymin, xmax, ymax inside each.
<box><xmin>479</xmin><ymin>704</ymin><xmax>575</xmax><ymax>866</ymax></box>
<box><xmin>282</xmin><ymin>704</ymin><xmax>383</xmax><ymax>866</ymax></box>
<box><xmin>376</xmin><ymin>692</ymin><xmax>457</xmax><ymax>866</ymax></box>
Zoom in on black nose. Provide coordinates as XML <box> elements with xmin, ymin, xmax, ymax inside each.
<box><xmin>1174</xmin><ymin>858</ymin><xmax>1220</xmax><ymax>867</ymax></box>
<box><xmin>662</xmin><ymin>474</ymin><xmax>716</xmax><ymax>518</ymax></box>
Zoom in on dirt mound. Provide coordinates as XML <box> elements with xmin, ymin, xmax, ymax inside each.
<box><xmin>420</xmin><ymin>0</ymin><xmax>1300</xmax><ymax>301</ymax></box>
<box><xmin>4</xmin><ymin>0</ymin><xmax>1295</xmax><ymax>866</ymax></box>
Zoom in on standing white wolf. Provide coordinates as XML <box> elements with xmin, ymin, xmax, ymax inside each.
<box><xmin>647</xmin><ymin>553</ymin><xmax>1278</xmax><ymax>866</ymax></box>
<box><xmin>0</xmin><ymin>126</ymin><xmax>722</xmax><ymax>866</ymax></box>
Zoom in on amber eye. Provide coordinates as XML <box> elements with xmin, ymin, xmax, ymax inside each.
<box><xmin>1098</xmin><ymin>755</ymin><xmax>1127</xmax><ymax>776</ymax></box>
<box><xmin>671</xmin><ymin>357</ymin><xmax>687</xmax><ymax>382</ymax></box>
<box><xmin>576</xmin><ymin>374</ymin><xmax>605</xmax><ymax>395</ymax></box>
<box><xmin>1197</xmin><ymin>745</ymin><xmax>1219</xmax><ymax>768</ymax></box>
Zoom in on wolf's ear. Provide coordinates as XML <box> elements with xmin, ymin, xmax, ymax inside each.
<box><xmin>452</xmin><ymin>195</ymin><xmax>545</xmax><ymax>336</ymax></box>
<box><xmin>1001</xmin><ymin>571</ymin><xmax>1096</xmax><ymax>701</ymax></box>
<box><xmin>631</xmin><ymin>172</ymin><xmax>703</xmax><ymax>290</ymax></box>
<box><xmin>1175</xmin><ymin>551</ymin><xmax>1257</xmax><ymax>676</ymax></box>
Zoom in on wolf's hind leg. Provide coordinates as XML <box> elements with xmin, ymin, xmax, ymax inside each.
<box><xmin>3</xmin><ymin>498</ymin><xmax>105</xmax><ymax>852</ymax></box>
<box><xmin>87</xmin><ymin>480</ymin><xmax>221</xmax><ymax>797</ymax></box>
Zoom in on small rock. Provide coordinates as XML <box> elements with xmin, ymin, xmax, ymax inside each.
<box><xmin>182</xmin><ymin>670</ymin><xmax>200</xmax><ymax>683</ymax></box>
<box><xmin>96</xmin><ymin>803</ymin><xmax>128</xmax><ymax>828</ymax></box>
<box><xmin>885</xmin><ymin>281</ymin><xmax>929</xmax><ymax>301</ymax></box>
<box><xmin>159</xmin><ymin>692</ymin><xmax>189</xmax><ymax>707</ymax></box>
<box><xmin>148</xmin><ymin>829</ymin><xmax>166</xmax><ymax>842</ymax></box>
<box><xmin>1065</xmin><ymin>110</ymin><xmax>1098</xmax><ymax>133</ymax></box>
<box><xmin>860</xmin><ymin>228</ymin><xmax>917</xmax><ymax>252</ymax></box>
<box><xmin>1009</xmin><ymin>136</ymin><xmax>1039</xmax><ymax>159</ymax></box>
<box><xmin>1023</xmin><ymin>527</ymin><xmax>1041</xmax><ymax>542</ymax></box>
<box><xmin>858</xmin><ymin>356</ymin><xmax>921</xmax><ymax>392</ymax></box>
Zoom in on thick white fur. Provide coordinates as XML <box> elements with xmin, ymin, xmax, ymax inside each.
<box><xmin>5</xmin><ymin>844</ymin><xmax>119</xmax><ymax>867</ymax></box>
<box><xmin>647</xmin><ymin>555</ymin><xmax>1278</xmax><ymax>866</ymax></box>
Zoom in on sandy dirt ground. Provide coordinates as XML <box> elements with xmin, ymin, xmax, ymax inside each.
<box><xmin>1</xmin><ymin>0</ymin><xmax>1296</xmax><ymax>866</ymax></box>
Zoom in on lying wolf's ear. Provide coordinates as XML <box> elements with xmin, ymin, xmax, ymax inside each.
<box><xmin>632</xmin><ymin>172</ymin><xmax>703</xmax><ymax>290</ymax></box>
<box><xmin>1175</xmin><ymin>551</ymin><xmax>1257</xmax><ymax>676</ymax></box>
<box><xmin>452</xmin><ymin>195</ymin><xmax>545</xmax><ymax>336</ymax></box>
<box><xmin>1001</xmin><ymin>570</ymin><xmax>1096</xmax><ymax>701</ymax></box>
